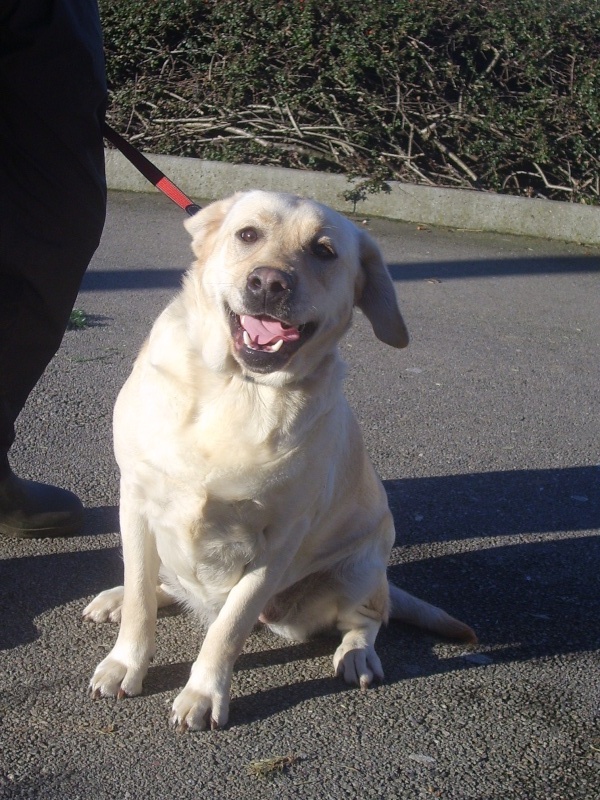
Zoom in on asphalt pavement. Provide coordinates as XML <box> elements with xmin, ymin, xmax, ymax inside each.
<box><xmin>1</xmin><ymin>190</ymin><xmax>599</xmax><ymax>800</ymax></box>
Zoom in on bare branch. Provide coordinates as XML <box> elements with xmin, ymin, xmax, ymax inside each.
<box><xmin>432</xmin><ymin>140</ymin><xmax>479</xmax><ymax>183</ymax></box>
<box><xmin>533</xmin><ymin>162</ymin><xmax>575</xmax><ymax>193</ymax></box>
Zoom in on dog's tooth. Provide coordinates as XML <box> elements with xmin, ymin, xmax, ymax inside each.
<box><xmin>270</xmin><ymin>339</ymin><xmax>284</xmax><ymax>352</ymax></box>
<box><xmin>243</xmin><ymin>331</ymin><xmax>252</xmax><ymax>348</ymax></box>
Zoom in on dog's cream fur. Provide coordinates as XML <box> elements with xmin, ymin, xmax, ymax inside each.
<box><xmin>84</xmin><ymin>191</ymin><xmax>475</xmax><ymax>730</ymax></box>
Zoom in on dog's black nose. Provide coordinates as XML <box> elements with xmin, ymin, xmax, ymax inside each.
<box><xmin>246</xmin><ymin>267</ymin><xmax>296</xmax><ymax>300</ymax></box>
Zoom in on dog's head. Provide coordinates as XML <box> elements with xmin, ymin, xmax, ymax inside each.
<box><xmin>183</xmin><ymin>191</ymin><xmax>408</xmax><ymax>383</ymax></box>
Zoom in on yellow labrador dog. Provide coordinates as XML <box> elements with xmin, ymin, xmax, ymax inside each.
<box><xmin>84</xmin><ymin>190</ymin><xmax>475</xmax><ymax>730</ymax></box>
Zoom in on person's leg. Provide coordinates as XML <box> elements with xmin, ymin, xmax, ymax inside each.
<box><xmin>0</xmin><ymin>0</ymin><xmax>107</xmax><ymax>537</ymax></box>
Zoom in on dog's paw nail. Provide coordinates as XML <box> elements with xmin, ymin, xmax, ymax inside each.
<box><xmin>169</xmin><ymin>712</ymin><xmax>187</xmax><ymax>733</ymax></box>
<box><xmin>117</xmin><ymin>688</ymin><xmax>127</xmax><ymax>700</ymax></box>
<box><xmin>91</xmin><ymin>688</ymin><xmax>101</xmax><ymax>700</ymax></box>
<box><xmin>210</xmin><ymin>717</ymin><xmax>219</xmax><ymax>731</ymax></box>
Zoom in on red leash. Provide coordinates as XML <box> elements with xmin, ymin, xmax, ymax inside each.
<box><xmin>103</xmin><ymin>122</ymin><xmax>201</xmax><ymax>217</ymax></box>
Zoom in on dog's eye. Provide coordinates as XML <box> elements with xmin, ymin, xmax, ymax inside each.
<box><xmin>312</xmin><ymin>239</ymin><xmax>337</xmax><ymax>260</ymax></box>
<box><xmin>238</xmin><ymin>227</ymin><xmax>259</xmax><ymax>244</ymax></box>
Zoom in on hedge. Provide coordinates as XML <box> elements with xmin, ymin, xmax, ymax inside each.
<box><xmin>99</xmin><ymin>0</ymin><xmax>600</xmax><ymax>203</ymax></box>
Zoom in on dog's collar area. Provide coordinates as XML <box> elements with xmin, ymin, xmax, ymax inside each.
<box><xmin>228</xmin><ymin>309</ymin><xmax>316</xmax><ymax>372</ymax></box>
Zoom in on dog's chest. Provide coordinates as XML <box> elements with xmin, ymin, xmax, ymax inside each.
<box><xmin>133</xmin><ymin>429</ymin><xmax>289</xmax><ymax>609</ymax></box>
<box><xmin>121</xmin><ymin>359</ymin><xmax>322</xmax><ymax>610</ymax></box>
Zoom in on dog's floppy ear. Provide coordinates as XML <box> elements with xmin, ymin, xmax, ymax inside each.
<box><xmin>356</xmin><ymin>228</ymin><xmax>409</xmax><ymax>348</ymax></box>
<box><xmin>184</xmin><ymin>194</ymin><xmax>240</xmax><ymax>258</ymax></box>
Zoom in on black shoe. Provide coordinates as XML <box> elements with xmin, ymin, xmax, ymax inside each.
<box><xmin>0</xmin><ymin>470</ymin><xmax>84</xmax><ymax>538</ymax></box>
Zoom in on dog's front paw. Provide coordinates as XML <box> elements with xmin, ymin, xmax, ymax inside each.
<box><xmin>333</xmin><ymin>643</ymin><xmax>384</xmax><ymax>690</ymax></box>
<box><xmin>90</xmin><ymin>651</ymin><xmax>149</xmax><ymax>699</ymax></box>
<box><xmin>170</xmin><ymin>664</ymin><xmax>230</xmax><ymax>731</ymax></box>
<box><xmin>83</xmin><ymin>587</ymin><xmax>125</xmax><ymax>623</ymax></box>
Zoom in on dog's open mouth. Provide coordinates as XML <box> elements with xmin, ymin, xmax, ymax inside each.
<box><xmin>229</xmin><ymin>311</ymin><xmax>316</xmax><ymax>372</ymax></box>
<box><xmin>241</xmin><ymin>315</ymin><xmax>302</xmax><ymax>352</ymax></box>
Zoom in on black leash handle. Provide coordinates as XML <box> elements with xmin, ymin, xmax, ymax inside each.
<box><xmin>103</xmin><ymin>122</ymin><xmax>201</xmax><ymax>216</ymax></box>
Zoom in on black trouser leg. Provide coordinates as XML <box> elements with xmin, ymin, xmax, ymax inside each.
<box><xmin>0</xmin><ymin>0</ymin><xmax>107</xmax><ymax>477</ymax></box>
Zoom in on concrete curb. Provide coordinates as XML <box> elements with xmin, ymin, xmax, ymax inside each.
<box><xmin>105</xmin><ymin>148</ymin><xmax>600</xmax><ymax>245</ymax></box>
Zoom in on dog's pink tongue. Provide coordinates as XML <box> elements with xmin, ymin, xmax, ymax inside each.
<box><xmin>241</xmin><ymin>315</ymin><xmax>300</xmax><ymax>345</ymax></box>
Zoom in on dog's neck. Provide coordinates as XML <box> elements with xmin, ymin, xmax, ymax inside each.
<box><xmin>193</xmin><ymin>349</ymin><xmax>347</xmax><ymax>450</ymax></box>
<box><xmin>147</xmin><ymin>299</ymin><xmax>347</xmax><ymax>454</ymax></box>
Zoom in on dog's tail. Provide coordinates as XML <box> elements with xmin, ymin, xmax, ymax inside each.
<box><xmin>388</xmin><ymin>582</ymin><xmax>477</xmax><ymax>643</ymax></box>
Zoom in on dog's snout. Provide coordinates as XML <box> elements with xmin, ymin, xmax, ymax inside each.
<box><xmin>246</xmin><ymin>267</ymin><xmax>295</xmax><ymax>299</ymax></box>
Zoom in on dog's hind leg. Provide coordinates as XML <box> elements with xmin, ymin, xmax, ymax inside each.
<box><xmin>83</xmin><ymin>582</ymin><xmax>177</xmax><ymax>623</ymax></box>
